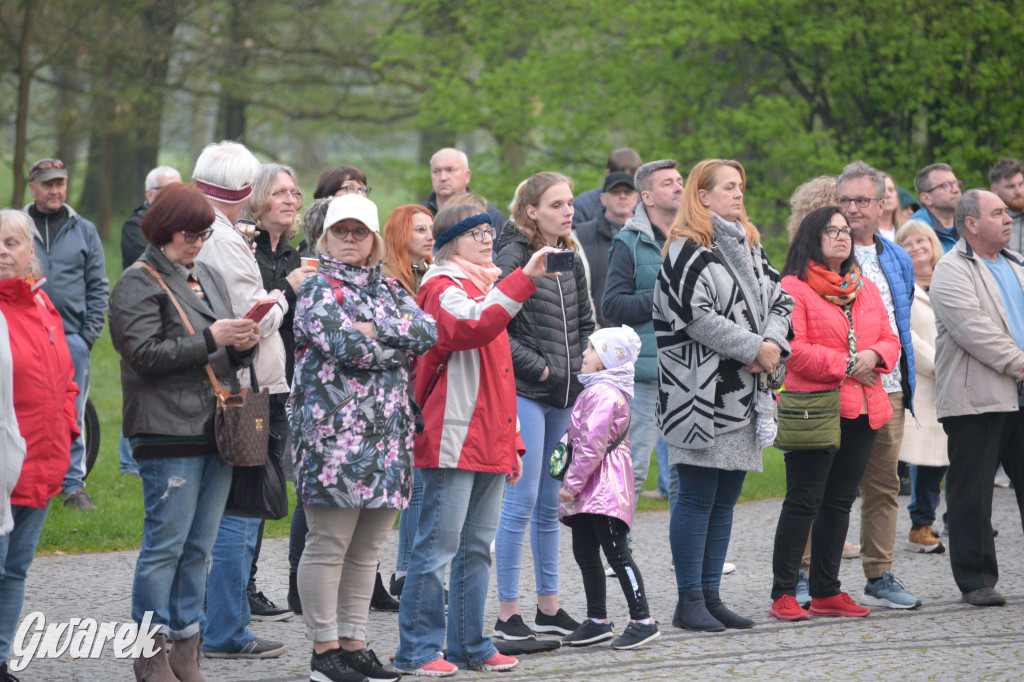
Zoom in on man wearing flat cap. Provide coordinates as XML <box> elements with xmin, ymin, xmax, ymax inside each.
<box><xmin>575</xmin><ymin>171</ymin><xmax>638</xmax><ymax>327</ymax></box>
<box><xmin>23</xmin><ymin>158</ymin><xmax>109</xmax><ymax>511</ymax></box>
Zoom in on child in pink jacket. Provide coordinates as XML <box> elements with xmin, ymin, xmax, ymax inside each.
<box><xmin>557</xmin><ymin>325</ymin><xmax>660</xmax><ymax>650</ymax></box>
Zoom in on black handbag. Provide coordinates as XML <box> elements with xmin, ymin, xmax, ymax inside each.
<box><xmin>224</xmin><ymin>448</ymin><xmax>289</xmax><ymax>520</ymax></box>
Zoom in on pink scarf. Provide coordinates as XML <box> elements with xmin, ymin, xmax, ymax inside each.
<box><xmin>450</xmin><ymin>255</ymin><xmax>502</xmax><ymax>294</ymax></box>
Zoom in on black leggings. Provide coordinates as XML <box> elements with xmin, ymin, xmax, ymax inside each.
<box><xmin>571</xmin><ymin>513</ymin><xmax>650</xmax><ymax>620</ymax></box>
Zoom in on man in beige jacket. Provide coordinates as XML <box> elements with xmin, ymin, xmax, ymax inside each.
<box><xmin>931</xmin><ymin>188</ymin><xmax>1024</xmax><ymax>608</ymax></box>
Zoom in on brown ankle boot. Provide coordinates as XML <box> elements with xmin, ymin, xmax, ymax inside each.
<box><xmin>168</xmin><ymin>633</ymin><xmax>205</xmax><ymax>682</ymax></box>
<box><xmin>133</xmin><ymin>633</ymin><xmax>180</xmax><ymax>682</ymax></box>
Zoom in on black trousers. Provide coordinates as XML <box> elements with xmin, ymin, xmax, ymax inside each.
<box><xmin>248</xmin><ymin>394</ymin><xmax>289</xmax><ymax>590</ymax></box>
<box><xmin>570</xmin><ymin>513</ymin><xmax>650</xmax><ymax>620</ymax></box>
<box><xmin>771</xmin><ymin>416</ymin><xmax>877</xmax><ymax>600</ymax></box>
<box><xmin>943</xmin><ymin>410</ymin><xmax>1024</xmax><ymax>593</ymax></box>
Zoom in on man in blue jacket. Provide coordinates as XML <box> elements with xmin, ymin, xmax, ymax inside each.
<box><xmin>838</xmin><ymin>161</ymin><xmax>920</xmax><ymax>608</ymax></box>
<box><xmin>910</xmin><ymin>163</ymin><xmax>963</xmax><ymax>253</ymax></box>
<box><xmin>23</xmin><ymin>158</ymin><xmax>109</xmax><ymax>511</ymax></box>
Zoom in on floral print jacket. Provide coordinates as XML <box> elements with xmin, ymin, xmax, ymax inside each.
<box><xmin>289</xmin><ymin>255</ymin><xmax>438</xmax><ymax>509</ymax></box>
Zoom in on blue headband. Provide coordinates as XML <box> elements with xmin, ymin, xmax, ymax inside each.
<box><xmin>433</xmin><ymin>213</ymin><xmax>492</xmax><ymax>253</ymax></box>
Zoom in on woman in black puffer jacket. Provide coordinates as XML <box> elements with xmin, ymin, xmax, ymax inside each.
<box><xmin>492</xmin><ymin>172</ymin><xmax>594</xmax><ymax>639</ymax></box>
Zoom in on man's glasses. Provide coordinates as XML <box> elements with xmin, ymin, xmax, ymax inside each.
<box><xmin>824</xmin><ymin>226</ymin><xmax>852</xmax><ymax>240</ymax></box>
<box><xmin>182</xmin><ymin>228</ymin><xmax>214</xmax><ymax>244</ymax></box>
<box><xmin>922</xmin><ymin>180</ymin><xmax>963</xmax><ymax>193</ymax></box>
<box><xmin>837</xmin><ymin>196</ymin><xmax>881</xmax><ymax>209</ymax></box>
<box><xmin>271</xmin><ymin>189</ymin><xmax>304</xmax><ymax>200</ymax></box>
<box><xmin>329</xmin><ymin>224</ymin><xmax>372</xmax><ymax>241</ymax></box>
<box><xmin>462</xmin><ymin>227</ymin><xmax>495</xmax><ymax>242</ymax></box>
<box><xmin>338</xmin><ymin>184</ymin><xmax>371</xmax><ymax>197</ymax></box>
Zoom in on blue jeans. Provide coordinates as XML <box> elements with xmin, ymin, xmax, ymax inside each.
<box><xmin>132</xmin><ymin>455</ymin><xmax>232</xmax><ymax>640</ymax></box>
<box><xmin>908</xmin><ymin>464</ymin><xmax>947</xmax><ymax>529</ymax></box>
<box><xmin>630</xmin><ymin>380</ymin><xmax>677</xmax><ymax>504</ymax></box>
<box><xmin>201</xmin><ymin>514</ymin><xmax>262</xmax><ymax>651</ymax></box>
<box><xmin>495</xmin><ymin>397</ymin><xmax>570</xmax><ymax>601</ymax></box>
<box><xmin>394</xmin><ymin>468</ymin><xmax>503</xmax><ymax>670</ymax></box>
<box><xmin>63</xmin><ymin>333</ymin><xmax>90</xmax><ymax>493</ymax></box>
<box><xmin>396</xmin><ymin>469</ymin><xmax>424</xmax><ymax>573</ymax></box>
<box><xmin>0</xmin><ymin>504</ymin><xmax>49</xmax><ymax>664</ymax></box>
<box><xmin>670</xmin><ymin>463</ymin><xmax>746</xmax><ymax>591</ymax></box>
<box><xmin>118</xmin><ymin>429</ymin><xmax>139</xmax><ymax>475</ymax></box>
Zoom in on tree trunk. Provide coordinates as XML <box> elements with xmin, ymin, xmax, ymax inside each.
<box><xmin>11</xmin><ymin>0</ymin><xmax>36</xmax><ymax>209</ymax></box>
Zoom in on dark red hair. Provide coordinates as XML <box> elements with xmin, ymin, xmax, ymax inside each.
<box><xmin>142</xmin><ymin>183</ymin><xmax>214</xmax><ymax>247</ymax></box>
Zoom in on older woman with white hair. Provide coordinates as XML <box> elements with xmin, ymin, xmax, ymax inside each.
<box><xmin>290</xmin><ymin>194</ymin><xmax>437</xmax><ymax>682</ymax></box>
<box><xmin>896</xmin><ymin>219</ymin><xmax>949</xmax><ymax>554</ymax></box>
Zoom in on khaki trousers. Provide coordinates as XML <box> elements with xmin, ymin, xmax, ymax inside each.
<box><xmin>298</xmin><ymin>506</ymin><xmax>398</xmax><ymax>643</ymax></box>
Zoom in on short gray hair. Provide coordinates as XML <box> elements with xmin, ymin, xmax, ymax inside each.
<box><xmin>145</xmin><ymin>166</ymin><xmax>180</xmax><ymax>191</ymax></box>
<box><xmin>430</xmin><ymin>147</ymin><xmax>470</xmax><ymax>170</ymax></box>
<box><xmin>836</xmin><ymin>160</ymin><xmax>884</xmax><ymax>198</ymax></box>
<box><xmin>302</xmin><ymin>197</ymin><xmax>333</xmax><ymax>255</ymax></box>
<box><xmin>633</xmin><ymin>159</ymin><xmax>678</xmax><ymax>195</ymax></box>
<box><xmin>241</xmin><ymin>163</ymin><xmax>303</xmax><ymax>240</ymax></box>
<box><xmin>192</xmin><ymin>141</ymin><xmax>260</xmax><ymax>191</ymax></box>
<box><xmin>0</xmin><ymin>209</ymin><xmax>40</xmax><ymax>277</ymax></box>
<box><xmin>914</xmin><ymin>163</ymin><xmax>952</xmax><ymax>194</ymax></box>
<box><xmin>954</xmin><ymin>188</ymin><xmax>983</xmax><ymax>234</ymax></box>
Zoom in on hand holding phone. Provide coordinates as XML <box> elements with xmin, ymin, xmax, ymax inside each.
<box><xmin>244</xmin><ymin>291</ymin><xmax>283</xmax><ymax>323</ymax></box>
<box><xmin>544</xmin><ymin>250</ymin><xmax>575</xmax><ymax>274</ymax></box>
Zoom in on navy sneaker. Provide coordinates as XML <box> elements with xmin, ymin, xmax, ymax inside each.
<box><xmin>562</xmin><ymin>620</ymin><xmax>614</xmax><ymax>647</ymax></box>
<box><xmin>611</xmin><ymin>621</ymin><xmax>661</xmax><ymax>650</ymax></box>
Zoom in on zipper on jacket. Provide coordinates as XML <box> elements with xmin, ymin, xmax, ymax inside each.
<box><xmin>317</xmin><ymin>394</ymin><xmax>354</xmax><ymax>426</ymax></box>
<box><xmin>556</xmin><ymin>273</ymin><xmax>571</xmax><ymax>408</ymax></box>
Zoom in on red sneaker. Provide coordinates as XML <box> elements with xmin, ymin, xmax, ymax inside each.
<box><xmin>394</xmin><ymin>657</ymin><xmax>459</xmax><ymax>677</ymax></box>
<box><xmin>809</xmin><ymin>592</ymin><xmax>870</xmax><ymax>617</ymax></box>
<box><xmin>769</xmin><ymin>595</ymin><xmax>809</xmax><ymax>621</ymax></box>
<box><xmin>477</xmin><ymin>652</ymin><xmax>518</xmax><ymax>672</ymax></box>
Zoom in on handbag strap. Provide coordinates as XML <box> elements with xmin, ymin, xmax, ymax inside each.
<box><xmin>137</xmin><ymin>262</ymin><xmax>224</xmax><ymax>394</ymax></box>
<box><xmin>606</xmin><ymin>418</ymin><xmax>630</xmax><ymax>453</ymax></box>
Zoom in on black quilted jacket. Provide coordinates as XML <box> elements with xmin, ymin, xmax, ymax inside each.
<box><xmin>494</xmin><ymin>221</ymin><xmax>594</xmax><ymax>409</ymax></box>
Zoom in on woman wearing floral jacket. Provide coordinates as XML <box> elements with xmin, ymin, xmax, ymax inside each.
<box><xmin>289</xmin><ymin>194</ymin><xmax>437</xmax><ymax>682</ymax></box>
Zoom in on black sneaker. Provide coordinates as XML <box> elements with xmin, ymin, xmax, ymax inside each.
<box><xmin>493</xmin><ymin>614</ymin><xmax>537</xmax><ymax>640</ymax></box>
<box><xmin>534</xmin><ymin>608</ymin><xmax>580</xmax><ymax>635</ymax></box>
<box><xmin>370</xmin><ymin>574</ymin><xmax>401</xmax><ymax>612</ymax></box>
<box><xmin>610</xmin><ymin>621</ymin><xmax>661</xmax><ymax>650</ymax></box>
<box><xmin>310</xmin><ymin>648</ymin><xmax>369</xmax><ymax>682</ymax></box>
<box><xmin>562</xmin><ymin>620</ymin><xmax>614</xmax><ymax>646</ymax></box>
<box><xmin>248</xmin><ymin>589</ymin><xmax>294</xmax><ymax>621</ymax></box>
<box><xmin>389</xmin><ymin>573</ymin><xmax>405</xmax><ymax>598</ymax></box>
<box><xmin>340</xmin><ymin>648</ymin><xmax>400</xmax><ymax>682</ymax></box>
<box><xmin>1</xmin><ymin>663</ymin><xmax>21</xmax><ymax>682</ymax></box>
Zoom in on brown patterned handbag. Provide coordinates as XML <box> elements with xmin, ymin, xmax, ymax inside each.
<box><xmin>138</xmin><ymin>263</ymin><xmax>269</xmax><ymax>467</ymax></box>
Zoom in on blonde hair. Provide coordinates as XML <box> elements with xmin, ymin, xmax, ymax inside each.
<box><xmin>786</xmin><ymin>175</ymin><xmax>837</xmax><ymax>243</ymax></box>
<box><xmin>666</xmin><ymin>159</ymin><xmax>759</xmax><ymax>251</ymax></box>
<box><xmin>0</xmin><ymin>209</ymin><xmax>39</xmax><ymax>278</ymax></box>
<box><xmin>242</xmin><ymin>163</ymin><xmax>303</xmax><ymax>241</ymax></box>
<box><xmin>895</xmin><ymin>219</ymin><xmax>943</xmax><ymax>269</ymax></box>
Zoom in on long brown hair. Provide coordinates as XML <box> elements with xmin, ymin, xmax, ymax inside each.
<box><xmin>511</xmin><ymin>172</ymin><xmax>577</xmax><ymax>251</ymax></box>
<box><xmin>382</xmin><ymin>204</ymin><xmax>434</xmax><ymax>293</ymax></box>
<box><xmin>666</xmin><ymin>159</ymin><xmax>759</xmax><ymax>251</ymax></box>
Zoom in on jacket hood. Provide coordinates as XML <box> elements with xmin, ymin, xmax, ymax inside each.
<box><xmin>23</xmin><ymin>203</ymin><xmax>80</xmax><ymax>242</ymax></box>
<box><xmin>496</xmin><ymin>219</ymin><xmax>529</xmax><ymax>252</ymax></box>
<box><xmin>621</xmin><ymin>203</ymin><xmax>656</xmax><ymax>241</ymax></box>
<box><xmin>421</xmin><ymin>260</ymin><xmax>474</xmax><ymax>288</ymax></box>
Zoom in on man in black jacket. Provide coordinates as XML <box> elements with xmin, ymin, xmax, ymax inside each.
<box><xmin>120</xmin><ymin>166</ymin><xmax>181</xmax><ymax>270</ymax></box>
<box><xmin>575</xmin><ymin>171</ymin><xmax>637</xmax><ymax>326</ymax></box>
<box><xmin>422</xmin><ymin>148</ymin><xmax>505</xmax><ymax>228</ymax></box>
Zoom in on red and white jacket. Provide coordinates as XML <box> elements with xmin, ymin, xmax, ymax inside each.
<box><xmin>414</xmin><ymin>263</ymin><xmax>534</xmax><ymax>472</ymax></box>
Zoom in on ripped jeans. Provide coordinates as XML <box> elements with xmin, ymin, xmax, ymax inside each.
<box><xmin>132</xmin><ymin>454</ymin><xmax>233</xmax><ymax>640</ymax></box>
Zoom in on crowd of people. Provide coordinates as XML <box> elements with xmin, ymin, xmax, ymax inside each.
<box><xmin>2</xmin><ymin>143</ymin><xmax>1024</xmax><ymax>682</ymax></box>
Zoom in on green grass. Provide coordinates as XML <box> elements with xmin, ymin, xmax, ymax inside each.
<box><xmin>35</xmin><ymin>236</ymin><xmax>787</xmax><ymax>554</ymax></box>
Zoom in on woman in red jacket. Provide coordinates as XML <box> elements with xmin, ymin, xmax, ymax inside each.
<box><xmin>393</xmin><ymin>203</ymin><xmax>557</xmax><ymax>677</ymax></box>
<box><xmin>0</xmin><ymin>209</ymin><xmax>78</xmax><ymax>678</ymax></box>
<box><xmin>769</xmin><ymin>206</ymin><xmax>901</xmax><ymax>622</ymax></box>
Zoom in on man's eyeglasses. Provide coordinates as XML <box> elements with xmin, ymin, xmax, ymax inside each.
<box><xmin>182</xmin><ymin>228</ymin><xmax>214</xmax><ymax>244</ymax></box>
<box><xmin>329</xmin><ymin>224</ymin><xmax>372</xmax><ymax>241</ymax></box>
<box><xmin>462</xmin><ymin>227</ymin><xmax>495</xmax><ymax>242</ymax></box>
<box><xmin>922</xmin><ymin>180</ymin><xmax>963</xmax><ymax>193</ymax></box>
<box><xmin>837</xmin><ymin>197</ymin><xmax>881</xmax><ymax>209</ymax></box>
<box><xmin>824</xmin><ymin>226</ymin><xmax>852</xmax><ymax>240</ymax></box>
<box><xmin>271</xmin><ymin>189</ymin><xmax>304</xmax><ymax>201</ymax></box>
<box><xmin>337</xmin><ymin>184</ymin><xmax>371</xmax><ymax>197</ymax></box>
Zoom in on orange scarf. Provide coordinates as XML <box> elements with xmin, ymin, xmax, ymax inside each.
<box><xmin>804</xmin><ymin>260</ymin><xmax>862</xmax><ymax>305</ymax></box>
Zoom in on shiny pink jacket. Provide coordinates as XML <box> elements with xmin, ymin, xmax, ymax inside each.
<box><xmin>558</xmin><ymin>382</ymin><xmax>634</xmax><ymax>529</ymax></box>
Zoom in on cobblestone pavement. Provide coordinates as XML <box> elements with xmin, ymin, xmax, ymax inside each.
<box><xmin>15</xmin><ymin>489</ymin><xmax>1024</xmax><ymax>680</ymax></box>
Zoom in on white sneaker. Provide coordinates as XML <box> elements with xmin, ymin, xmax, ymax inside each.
<box><xmin>490</xmin><ymin>539</ymin><xmax>496</xmax><ymax>554</ymax></box>
<box><xmin>605</xmin><ymin>566</ymin><xmax>616</xmax><ymax>577</ymax></box>
<box><xmin>722</xmin><ymin>562</ymin><xmax>736</xmax><ymax>575</ymax></box>
<box><xmin>995</xmin><ymin>465</ymin><xmax>1011</xmax><ymax>488</ymax></box>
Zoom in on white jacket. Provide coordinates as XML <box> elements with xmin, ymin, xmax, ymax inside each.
<box><xmin>0</xmin><ymin>309</ymin><xmax>27</xmax><ymax>536</ymax></box>
<box><xmin>195</xmin><ymin>208</ymin><xmax>289</xmax><ymax>394</ymax></box>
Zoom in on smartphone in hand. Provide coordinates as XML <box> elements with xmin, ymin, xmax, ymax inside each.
<box><xmin>545</xmin><ymin>250</ymin><xmax>575</xmax><ymax>273</ymax></box>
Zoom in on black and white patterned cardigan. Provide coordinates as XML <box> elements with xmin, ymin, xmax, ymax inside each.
<box><xmin>652</xmin><ymin>231</ymin><xmax>793</xmax><ymax>449</ymax></box>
